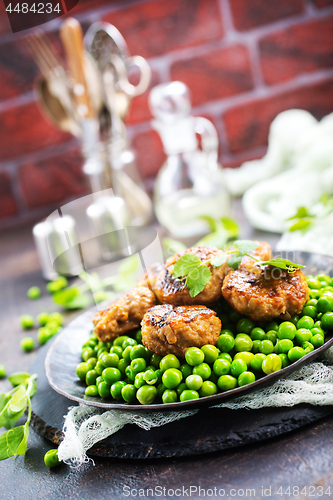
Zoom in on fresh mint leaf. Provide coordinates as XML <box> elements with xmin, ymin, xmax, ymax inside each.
<box><xmin>53</xmin><ymin>287</ymin><xmax>80</xmax><ymax>306</ymax></box>
<box><xmin>8</xmin><ymin>373</ymin><xmax>30</xmax><ymax>387</ymax></box>
<box><xmin>186</xmin><ymin>266</ymin><xmax>211</xmax><ymax>297</ymax></box>
<box><xmin>227</xmin><ymin>254</ymin><xmax>243</xmax><ymax>270</ymax></box>
<box><xmin>221</xmin><ymin>217</ymin><xmax>240</xmax><ymax>239</ymax></box>
<box><xmin>64</xmin><ymin>293</ymin><xmax>91</xmax><ymax>310</ymax></box>
<box><xmin>210</xmin><ymin>253</ymin><xmax>230</xmax><ymax>268</ymax></box>
<box><xmin>172</xmin><ymin>255</ymin><xmax>201</xmax><ymax>278</ymax></box>
<box><xmin>199</xmin><ymin>215</ymin><xmax>219</xmax><ymax>233</ymax></box>
<box><xmin>260</xmin><ymin>258</ymin><xmax>304</xmax><ymax>272</ymax></box>
<box><xmin>234</xmin><ymin>240</ymin><xmax>258</xmax><ymax>255</ymax></box>
<box><xmin>289</xmin><ymin>220</ymin><xmax>312</xmax><ymax>232</ymax></box>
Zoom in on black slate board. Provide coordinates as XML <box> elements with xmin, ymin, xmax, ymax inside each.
<box><xmin>30</xmin><ymin>340</ymin><xmax>333</xmax><ymax>459</ymax></box>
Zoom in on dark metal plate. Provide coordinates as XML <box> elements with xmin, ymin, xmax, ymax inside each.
<box><xmin>45</xmin><ymin>251</ymin><xmax>333</xmax><ymax>412</ymax></box>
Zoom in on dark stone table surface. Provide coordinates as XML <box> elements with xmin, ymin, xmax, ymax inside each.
<box><xmin>1</xmin><ymin>201</ymin><xmax>333</xmax><ymax>500</ymax></box>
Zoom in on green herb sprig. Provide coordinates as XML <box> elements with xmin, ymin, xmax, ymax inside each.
<box><xmin>0</xmin><ymin>372</ymin><xmax>37</xmax><ymax>461</ymax></box>
<box><xmin>172</xmin><ymin>240</ymin><xmax>304</xmax><ymax>297</ymax></box>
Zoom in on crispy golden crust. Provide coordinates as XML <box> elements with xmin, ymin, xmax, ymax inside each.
<box><xmin>222</xmin><ymin>266</ymin><xmax>309</xmax><ymax>322</ymax></box>
<box><xmin>93</xmin><ymin>287</ymin><xmax>156</xmax><ymax>342</ymax></box>
<box><xmin>153</xmin><ymin>246</ymin><xmax>228</xmax><ymax>306</ymax></box>
<box><xmin>141</xmin><ymin>304</ymin><xmax>221</xmax><ymax>358</ymax></box>
<box><xmin>136</xmin><ymin>262</ymin><xmax>164</xmax><ymax>289</ymax></box>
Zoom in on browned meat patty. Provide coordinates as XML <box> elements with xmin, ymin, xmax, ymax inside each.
<box><xmin>222</xmin><ymin>266</ymin><xmax>309</xmax><ymax>322</ymax></box>
<box><xmin>136</xmin><ymin>262</ymin><xmax>164</xmax><ymax>289</ymax></box>
<box><xmin>93</xmin><ymin>287</ymin><xmax>156</xmax><ymax>342</ymax></box>
<box><xmin>141</xmin><ymin>304</ymin><xmax>221</xmax><ymax>358</ymax></box>
<box><xmin>153</xmin><ymin>246</ymin><xmax>228</xmax><ymax>307</ymax></box>
<box><xmin>239</xmin><ymin>241</ymin><xmax>273</xmax><ymax>269</ymax></box>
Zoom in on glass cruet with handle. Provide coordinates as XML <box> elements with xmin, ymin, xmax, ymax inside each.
<box><xmin>149</xmin><ymin>81</ymin><xmax>230</xmax><ymax>239</ymax></box>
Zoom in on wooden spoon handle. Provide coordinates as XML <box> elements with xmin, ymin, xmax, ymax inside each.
<box><xmin>60</xmin><ymin>17</ymin><xmax>93</xmax><ymax>119</ymax></box>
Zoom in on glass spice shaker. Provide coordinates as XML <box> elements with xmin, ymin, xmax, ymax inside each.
<box><xmin>149</xmin><ymin>81</ymin><xmax>230</xmax><ymax>238</ymax></box>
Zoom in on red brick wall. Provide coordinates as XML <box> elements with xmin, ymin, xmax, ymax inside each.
<box><xmin>0</xmin><ymin>0</ymin><xmax>333</xmax><ymax>230</ymax></box>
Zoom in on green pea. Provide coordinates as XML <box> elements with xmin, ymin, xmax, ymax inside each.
<box><xmin>27</xmin><ymin>286</ymin><xmax>41</xmax><ymax>300</ymax></box>
<box><xmin>176</xmin><ymin>382</ymin><xmax>187</xmax><ymax>397</ymax></box>
<box><xmin>307</xmin><ymin>277</ymin><xmax>322</xmax><ymax>289</ymax></box>
<box><xmin>295</xmin><ymin>328</ymin><xmax>312</xmax><ymax>345</ymax></box>
<box><xmin>220</xmin><ymin>328</ymin><xmax>235</xmax><ymax>337</ymax></box>
<box><xmin>20</xmin><ymin>336</ymin><xmax>35</xmax><ymax>352</ymax></box>
<box><xmin>218</xmin><ymin>352</ymin><xmax>232</xmax><ymax>363</ymax></box>
<box><xmin>278</xmin><ymin>322</ymin><xmax>296</xmax><ymax>340</ymax></box>
<box><xmin>250</xmin><ymin>353</ymin><xmax>266</xmax><ymax>372</ymax></box>
<box><xmin>110</xmin><ymin>346</ymin><xmax>123</xmax><ymax>357</ymax></box>
<box><xmin>125</xmin><ymin>365</ymin><xmax>136</xmax><ymax>381</ymax></box>
<box><xmin>130</xmin><ymin>357</ymin><xmax>147</xmax><ymax>374</ymax></box>
<box><xmin>184</xmin><ymin>348</ymin><xmax>204</xmax><ymax>366</ymax></box>
<box><xmin>157</xmin><ymin>383</ymin><xmax>167</xmax><ymax>398</ymax></box>
<box><xmin>288</xmin><ymin>346</ymin><xmax>306</xmax><ymax>362</ymax></box>
<box><xmin>259</xmin><ymin>339</ymin><xmax>274</xmax><ymax>355</ymax></box>
<box><xmin>311</xmin><ymin>327</ymin><xmax>325</xmax><ymax>337</ymax></box>
<box><xmin>37</xmin><ymin>327</ymin><xmax>53</xmax><ymax>345</ymax></box>
<box><xmin>46</xmin><ymin>277</ymin><xmax>68</xmax><ymax>293</ymax></box>
<box><xmin>234</xmin><ymin>351</ymin><xmax>254</xmax><ymax>368</ymax></box>
<box><xmin>217</xmin><ymin>375</ymin><xmax>237</xmax><ymax>391</ymax></box>
<box><xmin>317</xmin><ymin>274</ymin><xmax>331</xmax><ymax>284</ymax></box>
<box><xmin>266</xmin><ymin>330</ymin><xmax>277</xmax><ymax>344</ymax></box>
<box><xmin>180</xmin><ymin>363</ymin><xmax>192</xmax><ymax>379</ymax></box>
<box><xmin>290</xmin><ymin>315</ymin><xmax>300</xmax><ymax>326</ymax></box>
<box><xmin>113</xmin><ymin>336</ymin><xmax>130</xmax><ymax>347</ymax></box>
<box><xmin>321</xmin><ymin>312</ymin><xmax>333</xmax><ymax>330</ymax></box>
<box><xmin>277</xmin><ymin>338</ymin><xmax>293</xmax><ymax>353</ymax></box>
<box><xmin>262</xmin><ymin>354</ymin><xmax>282</xmax><ymax>374</ymax></box>
<box><xmin>185</xmin><ymin>374</ymin><xmax>203</xmax><ymax>391</ymax></box>
<box><xmin>278</xmin><ymin>353</ymin><xmax>289</xmax><ymax>368</ymax></box>
<box><xmin>297</xmin><ymin>316</ymin><xmax>314</xmax><ymax>330</ymax></box>
<box><xmin>122</xmin><ymin>338</ymin><xmax>137</xmax><ymax>349</ymax></box>
<box><xmin>162</xmin><ymin>389</ymin><xmax>177</xmax><ymax>404</ymax></box>
<box><xmin>136</xmin><ymin>385</ymin><xmax>157</xmax><ymax>405</ymax></box>
<box><xmin>81</xmin><ymin>347</ymin><xmax>95</xmax><ymax>362</ymax></box>
<box><xmin>236</xmin><ymin>318</ymin><xmax>255</xmax><ymax>334</ymax></box>
<box><xmin>85</xmin><ymin>385</ymin><xmax>98</xmax><ymax>397</ymax></box>
<box><xmin>76</xmin><ymin>362</ymin><xmax>89</xmax><ymax>381</ymax></box>
<box><xmin>252</xmin><ymin>340</ymin><xmax>261</xmax><ymax>353</ymax></box>
<box><xmin>213</xmin><ymin>358</ymin><xmax>231</xmax><ymax>376</ymax></box>
<box><xmin>117</xmin><ymin>358</ymin><xmax>129</xmax><ymax>376</ymax></box>
<box><xmin>216</xmin><ymin>334</ymin><xmax>235</xmax><ymax>352</ymax></box>
<box><xmin>110</xmin><ymin>380</ymin><xmax>126</xmax><ymax>400</ymax></box>
<box><xmin>95</xmin><ymin>360</ymin><xmax>106</xmax><ymax>375</ymax></box>
<box><xmin>20</xmin><ymin>314</ymin><xmax>34</xmax><ymax>330</ymax></box>
<box><xmin>209</xmin><ymin>372</ymin><xmax>219</xmax><ymax>384</ymax></box>
<box><xmin>150</xmin><ymin>353</ymin><xmax>162</xmax><ymax>368</ymax></box>
<box><xmin>37</xmin><ymin>312</ymin><xmax>49</xmax><ymax>326</ymax></box>
<box><xmin>306</xmin><ymin>299</ymin><xmax>318</xmax><ymax>307</ymax></box>
<box><xmin>101</xmin><ymin>353</ymin><xmax>119</xmax><ymax>368</ymax></box>
<box><xmin>180</xmin><ymin>390</ymin><xmax>200</xmax><ymax>401</ymax></box>
<box><xmin>230</xmin><ymin>358</ymin><xmax>247</xmax><ymax>377</ymax></box>
<box><xmin>96</xmin><ymin>376</ymin><xmax>103</xmax><ymax>385</ymax></box>
<box><xmin>135</xmin><ymin>330</ymin><xmax>143</xmax><ymax>343</ymax></box>
<box><xmin>154</xmin><ymin>369</ymin><xmax>163</xmax><ymax>384</ymax></box>
<box><xmin>122</xmin><ymin>346</ymin><xmax>133</xmax><ymax>362</ymax></box>
<box><xmin>311</xmin><ymin>334</ymin><xmax>325</xmax><ymax>348</ymax></box>
<box><xmin>134</xmin><ymin>372</ymin><xmax>145</xmax><ymax>389</ymax></box>
<box><xmin>0</xmin><ymin>364</ymin><xmax>6</xmax><ymax>378</ymax></box>
<box><xmin>250</xmin><ymin>327</ymin><xmax>266</xmax><ymax>341</ymax></box>
<box><xmin>97</xmin><ymin>381</ymin><xmax>111</xmax><ymax>398</ymax></box>
<box><xmin>102</xmin><ymin>367</ymin><xmax>122</xmax><ymax>385</ymax></box>
<box><xmin>160</xmin><ymin>354</ymin><xmax>181</xmax><ymax>371</ymax></box>
<box><xmin>143</xmin><ymin>370</ymin><xmax>158</xmax><ymax>385</ymax></box>
<box><xmin>130</xmin><ymin>345</ymin><xmax>149</xmax><ymax>361</ymax></box>
<box><xmin>193</xmin><ymin>363</ymin><xmax>211</xmax><ymax>380</ymax></box>
<box><xmin>302</xmin><ymin>306</ymin><xmax>317</xmax><ymax>318</ymax></box>
<box><xmin>302</xmin><ymin>341</ymin><xmax>314</xmax><ymax>354</ymax></box>
<box><xmin>238</xmin><ymin>371</ymin><xmax>255</xmax><ymax>387</ymax></box>
<box><xmin>199</xmin><ymin>380</ymin><xmax>218</xmax><ymax>397</ymax></box>
<box><xmin>48</xmin><ymin>312</ymin><xmax>63</xmax><ymax>325</ymax></box>
<box><xmin>86</xmin><ymin>369</ymin><xmax>98</xmax><ymax>386</ymax></box>
<box><xmin>162</xmin><ymin>368</ymin><xmax>183</xmax><ymax>389</ymax></box>
<box><xmin>44</xmin><ymin>449</ymin><xmax>60</xmax><ymax>468</ymax></box>
<box><xmin>201</xmin><ymin>345</ymin><xmax>219</xmax><ymax>364</ymax></box>
<box><xmin>234</xmin><ymin>334</ymin><xmax>253</xmax><ymax>352</ymax></box>
<box><xmin>122</xmin><ymin>384</ymin><xmax>136</xmax><ymax>403</ymax></box>
<box><xmin>265</xmin><ymin>321</ymin><xmax>279</xmax><ymax>332</ymax></box>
